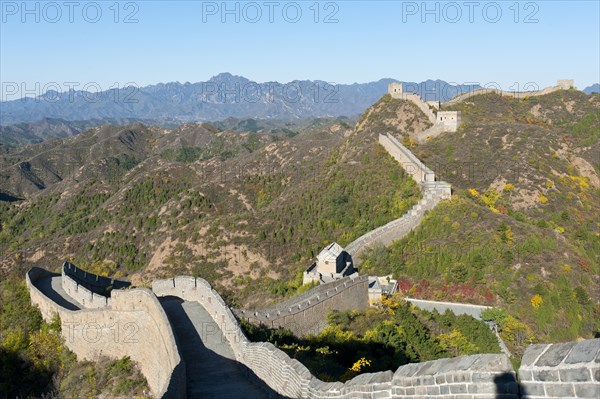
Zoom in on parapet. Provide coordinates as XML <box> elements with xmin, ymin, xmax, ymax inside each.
<box><xmin>61</xmin><ymin>262</ymin><xmax>131</xmax><ymax>309</ymax></box>
<box><xmin>518</xmin><ymin>338</ymin><xmax>599</xmax><ymax>398</ymax></box>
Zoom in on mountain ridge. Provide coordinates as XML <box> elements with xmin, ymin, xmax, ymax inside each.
<box><xmin>1</xmin><ymin>75</ymin><xmax>479</xmax><ymax>126</ymax></box>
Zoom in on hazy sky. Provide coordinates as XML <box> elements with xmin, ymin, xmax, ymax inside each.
<box><xmin>1</xmin><ymin>0</ymin><xmax>599</xmax><ymax>95</ymax></box>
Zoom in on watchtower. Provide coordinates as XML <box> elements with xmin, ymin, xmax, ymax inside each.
<box><xmin>388</xmin><ymin>82</ymin><xmax>403</xmax><ymax>99</ymax></box>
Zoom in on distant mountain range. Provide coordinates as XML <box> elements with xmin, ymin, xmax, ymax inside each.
<box><xmin>583</xmin><ymin>83</ymin><xmax>600</xmax><ymax>94</ymax></box>
<box><xmin>1</xmin><ymin>74</ymin><xmax>479</xmax><ymax>126</ymax></box>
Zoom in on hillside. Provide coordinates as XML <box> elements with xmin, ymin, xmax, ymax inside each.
<box><xmin>0</xmin><ymin>113</ymin><xmax>425</xmax><ymax>308</ymax></box>
<box><xmin>0</xmin><ymin>117</ymin><xmax>169</xmax><ymax>148</ymax></box>
<box><xmin>358</xmin><ymin>90</ymin><xmax>600</xmax><ymax>353</ymax></box>
<box><xmin>1</xmin><ymin>89</ymin><xmax>598</xmax><ymax>351</ymax></box>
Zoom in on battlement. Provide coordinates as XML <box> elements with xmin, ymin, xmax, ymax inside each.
<box><xmin>61</xmin><ymin>262</ymin><xmax>131</xmax><ymax>308</ymax></box>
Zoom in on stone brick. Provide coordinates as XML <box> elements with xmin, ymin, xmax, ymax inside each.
<box><xmin>533</xmin><ymin>369</ymin><xmax>559</xmax><ymax>382</ymax></box>
<box><xmin>560</xmin><ymin>367</ymin><xmax>591</xmax><ymax>382</ymax></box>
<box><xmin>543</xmin><ymin>382</ymin><xmax>575</xmax><ymax>397</ymax></box>
<box><xmin>452</xmin><ymin>372</ymin><xmax>472</xmax><ymax>383</ymax></box>
<box><xmin>467</xmin><ymin>382</ymin><xmax>495</xmax><ymax>394</ymax></box>
<box><xmin>565</xmin><ymin>339</ymin><xmax>600</xmax><ymax>364</ymax></box>
<box><xmin>449</xmin><ymin>384</ymin><xmax>468</xmax><ymax>394</ymax></box>
<box><xmin>415</xmin><ymin>358</ymin><xmax>447</xmax><ymax>376</ymax></box>
<box><xmin>471</xmin><ymin>353</ymin><xmax>512</xmax><ymax>372</ymax></box>
<box><xmin>537</xmin><ymin>342</ymin><xmax>576</xmax><ymax>367</ymax></box>
<box><xmin>439</xmin><ymin>385</ymin><xmax>450</xmax><ymax>395</ymax></box>
<box><xmin>519</xmin><ymin>369</ymin><xmax>534</xmax><ymax>382</ymax></box>
<box><xmin>521</xmin><ymin>344</ymin><xmax>549</xmax><ymax>367</ymax></box>
<box><xmin>435</xmin><ymin>375</ymin><xmax>446</xmax><ymax>384</ymax></box>
<box><xmin>426</xmin><ymin>385</ymin><xmax>440</xmax><ymax>395</ymax></box>
<box><xmin>520</xmin><ymin>382</ymin><xmax>546</xmax><ymax>396</ymax></box>
<box><xmin>393</xmin><ymin>363</ymin><xmax>422</xmax><ymax>378</ymax></box>
<box><xmin>416</xmin><ymin>375</ymin><xmax>434</xmax><ymax>385</ymax></box>
<box><xmin>574</xmin><ymin>383</ymin><xmax>600</xmax><ymax>398</ymax></box>
<box><xmin>594</xmin><ymin>368</ymin><xmax>600</xmax><ymax>382</ymax></box>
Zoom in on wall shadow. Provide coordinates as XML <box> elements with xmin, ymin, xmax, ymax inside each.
<box><xmin>32</xmin><ymin>273</ymin><xmax>80</xmax><ymax>310</ymax></box>
<box><xmin>0</xmin><ymin>192</ymin><xmax>22</xmax><ymax>203</ymax></box>
<box><xmin>159</xmin><ymin>296</ymin><xmax>291</xmax><ymax>399</ymax></box>
<box><xmin>494</xmin><ymin>372</ymin><xmax>526</xmax><ymax>399</ymax></box>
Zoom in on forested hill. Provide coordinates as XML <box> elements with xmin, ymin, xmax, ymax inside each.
<box><xmin>1</xmin><ymin>89</ymin><xmax>598</xmax><ymax>354</ymax></box>
<box><xmin>358</xmin><ymin>90</ymin><xmax>600</xmax><ymax>352</ymax></box>
<box><xmin>0</xmin><ymin>109</ymin><xmax>429</xmax><ymax>308</ymax></box>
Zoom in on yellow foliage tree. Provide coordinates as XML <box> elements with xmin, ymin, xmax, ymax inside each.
<box><xmin>350</xmin><ymin>357</ymin><xmax>372</xmax><ymax>372</ymax></box>
<box><xmin>468</xmin><ymin>188</ymin><xmax>479</xmax><ymax>197</ymax></box>
<box><xmin>531</xmin><ymin>294</ymin><xmax>543</xmax><ymax>309</ymax></box>
<box><xmin>438</xmin><ymin>329</ymin><xmax>478</xmax><ymax>356</ymax></box>
<box><xmin>500</xmin><ymin>315</ymin><xmax>535</xmax><ymax>346</ymax></box>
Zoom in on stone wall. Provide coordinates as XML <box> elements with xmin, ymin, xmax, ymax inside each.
<box><xmin>518</xmin><ymin>339</ymin><xmax>600</xmax><ymax>399</ymax></box>
<box><xmin>235</xmin><ymin>275</ymin><xmax>370</xmax><ymax>336</ymax></box>
<box><xmin>153</xmin><ymin>276</ymin><xmax>249</xmax><ymax>361</ymax></box>
<box><xmin>413</xmin><ymin>123</ymin><xmax>447</xmax><ymax>143</ymax></box>
<box><xmin>399</xmin><ymin>93</ymin><xmax>437</xmax><ymax>124</ymax></box>
<box><xmin>61</xmin><ymin>262</ymin><xmax>131</xmax><ymax>308</ymax></box>
<box><xmin>378</xmin><ymin>133</ymin><xmax>435</xmax><ymax>183</ymax></box>
<box><xmin>26</xmin><ymin>268</ymin><xmax>185</xmax><ymax>399</ymax></box>
<box><xmin>63</xmin><ymin>261</ymin><xmax>130</xmax><ymax>294</ymax></box>
<box><xmin>153</xmin><ymin>276</ymin><xmax>518</xmax><ymax>399</ymax></box>
<box><xmin>405</xmin><ymin>297</ymin><xmax>491</xmax><ymax>320</ymax></box>
<box><xmin>441</xmin><ymin>81</ymin><xmax>573</xmax><ymax>107</ymax></box>
<box><xmin>344</xmin><ymin>134</ymin><xmax>451</xmax><ymax>261</ymax></box>
<box><xmin>61</xmin><ymin>268</ymin><xmax>111</xmax><ymax>308</ymax></box>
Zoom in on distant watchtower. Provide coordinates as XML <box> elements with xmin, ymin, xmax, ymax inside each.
<box><xmin>436</xmin><ymin>111</ymin><xmax>461</xmax><ymax>132</ymax></box>
<box><xmin>388</xmin><ymin>82</ymin><xmax>403</xmax><ymax>99</ymax></box>
<box><xmin>557</xmin><ymin>79</ymin><xmax>574</xmax><ymax>90</ymax></box>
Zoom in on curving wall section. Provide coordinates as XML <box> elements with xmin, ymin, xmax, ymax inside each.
<box><xmin>61</xmin><ymin>267</ymin><xmax>110</xmax><ymax>308</ymax></box>
<box><xmin>152</xmin><ymin>276</ymin><xmax>519</xmax><ymax>399</ymax></box>
<box><xmin>26</xmin><ymin>268</ymin><xmax>185</xmax><ymax>399</ymax></box>
<box><xmin>27</xmin><ymin>270</ymin><xmax>598</xmax><ymax>398</ymax></box>
<box><xmin>344</xmin><ymin>134</ymin><xmax>451</xmax><ymax>260</ymax></box>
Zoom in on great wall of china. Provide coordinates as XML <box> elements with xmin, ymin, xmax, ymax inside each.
<box><xmin>441</xmin><ymin>79</ymin><xmax>575</xmax><ymax>106</ymax></box>
<box><xmin>27</xmin><ymin>268</ymin><xmax>600</xmax><ymax>399</ymax></box>
<box><xmin>25</xmin><ymin>80</ymin><xmax>599</xmax><ymax>398</ymax></box>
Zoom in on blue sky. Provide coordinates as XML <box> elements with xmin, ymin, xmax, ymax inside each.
<box><xmin>1</xmin><ymin>0</ymin><xmax>599</xmax><ymax>94</ymax></box>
